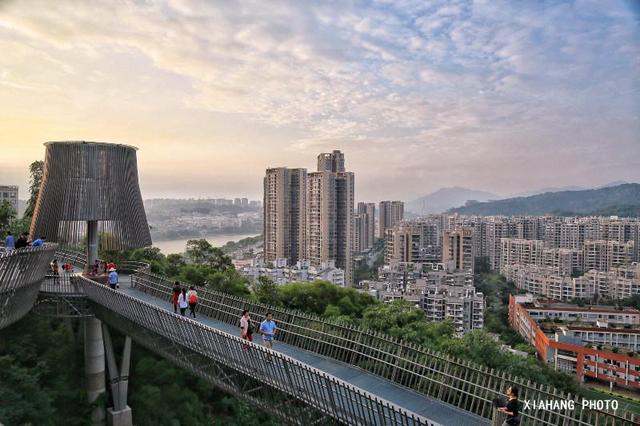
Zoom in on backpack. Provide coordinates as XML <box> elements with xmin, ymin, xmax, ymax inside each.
<box><xmin>189</xmin><ymin>293</ymin><xmax>198</xmax><ymax>304</ymax></box>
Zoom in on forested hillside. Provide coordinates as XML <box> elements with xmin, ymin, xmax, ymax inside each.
<box><xmin>448</xmin><ymin>183</ymin><xmax>640</xmax><ymax>216</ymax></box>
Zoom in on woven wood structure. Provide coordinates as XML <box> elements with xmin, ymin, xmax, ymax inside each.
<box><xmin>30</xmin><ymin>141</ymin><xmax>151</xmax><ymax>250</ymax></box>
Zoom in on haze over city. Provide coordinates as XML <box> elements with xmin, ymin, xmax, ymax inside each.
<box><xmin>0</xmin><ymin>0</ymin><xmax>639</xmax><ymax>200</ymax></box>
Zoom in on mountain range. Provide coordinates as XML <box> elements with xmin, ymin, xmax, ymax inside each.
<box><xmin>405</xmin><ymin>187</ymin><xmax>499</xmax><ymax>215</ymax></box>
<box><xmin>447</xmin><ymin>183</ymin><xmax>640</xmax><ymax>217</ymax></box>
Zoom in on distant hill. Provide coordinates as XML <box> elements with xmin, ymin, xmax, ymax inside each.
<box><xmin>510</xmin><ymin>182</ymin><xmax>629</xmax><ymax>198</ymax></box>
<box><xmin>448</xmin><ymin>183</ymin><xmax>640</xmax><ymax>217</ymax></box>
<box><xmin>406</xmin><ymin>187</ymin><xmax>500</xmax><ymax>215</ymax></box>
<box><xmin>512</xmin><ymin>185</ymin><xmax>585</xmax><ymax>198</ymax></box>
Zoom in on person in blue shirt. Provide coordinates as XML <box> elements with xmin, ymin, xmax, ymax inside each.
<box><xmin>4</xmin><ymin>232</ymin><xmax>15</xmax><ymax>251</ymax></box>
<box><xmin>108</xmin><ymin>268</ymin><xmax>119</xmax><ymax>290</ymax></box>
<box><xmin>31</xmin><ymin>236</ymin><xmax>45</xmax><ymax>247</ymax></box>
<box><xmin>259</xmin><ymin>312</ymin><xmax>277</xmax><ymax>350</ymax></box>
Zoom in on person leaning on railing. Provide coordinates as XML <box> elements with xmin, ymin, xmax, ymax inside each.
<box><xmin>494</xmin><ymin>386</ymin><xmax>521</xmax><ymax>426</ymax></box>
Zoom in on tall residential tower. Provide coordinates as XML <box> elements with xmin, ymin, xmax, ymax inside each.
<box><xmin>307</xmin><ymin>151</ymin><xmax>354</xmax><ymax>284</ymax></box>
<box><xmin>263</xmin><ymin>167</ymin><xmax>307</xmax><ymax>265</ymax></box>
<box><xmin>379</xmin><ymin>200</ymin><xmax>404</xmax><ymax>239</ymax></box>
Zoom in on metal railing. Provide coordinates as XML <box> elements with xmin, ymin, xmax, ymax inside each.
<box><xmin>0</xmin><ymin>244</ymin><xmax>57</xmax><ymax>329</ymax></box>
<box><xmin>79</xmin><ymin>275</ymin><xmax>438</xmax><ymax>426</ymax></box>
<box><xmin>35</xmin><ymin>274</ymin><xmax>92</xmax><ymax>318</ymax></box>
<box><xmin>40</xmin><ymin>273</ymin><xmax>85</xmax><ymax>295</ymax></box>
<box><xmin>54</xmin><ymin>248</ymin><xmax>88</xmax><ymax>269</ymax></box>
<box><xmin>131</xmin><ymin>269</ymin><xmax>639</xmax><ymax>426</ymax></box>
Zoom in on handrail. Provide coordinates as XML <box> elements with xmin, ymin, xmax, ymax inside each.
<box><xmin>79</xmin><ymin>275</ymin><xmax>439</xmax><ymax>426</ymax></box>
<box><xmin>55</xmin><ymin>250</ymin><xmax>637</xmax><ymax>425</ymax></box>
<box><xmin>0</xmin><ymin>244</ymin><xmax>58</xmax><ymax>329</ymax></box>
<box><xmin>40</xmin><ymin>273</ymin><xmax>85</xmax><ymax>295</ymax></box>
<box><xmin>130</xmin><ymin>268</ymin><xmax>636</xmax><ymax>425</ymax></box>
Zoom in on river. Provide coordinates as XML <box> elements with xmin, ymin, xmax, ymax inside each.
<box><xmin>152</xmin><ymin>233</ymin><xmax>259</xmax><ymax>255</ymax></box>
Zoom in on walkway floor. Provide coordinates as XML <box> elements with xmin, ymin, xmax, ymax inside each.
<box><xmin>117</xmin><ymin>278</ymin><xmax>489</xmax><ymax>426</ymax></box>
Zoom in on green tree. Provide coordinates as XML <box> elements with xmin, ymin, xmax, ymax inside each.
<box><xmin>0</xmin><ymin>355</ymin><xmax>55</xmax><ymax>425</ymax></box>
<box><xmin>206</xmin><ymin>269</ymin><xmax>251</xmax><ymax>297</ymax></box>
<box><xmin>186</xmin><ymin>239</ymin><xmax>234</xmax><ymax>271</ymax></box>
<box><xmin>360</xmin><ymin>300</ymin><xmax>454</xmax><ymax>346</ymax></box>
<box><xmin>0</xmin><ymin>200</ymin><xmax>16</xmax><ymax>233</ymax></box>
<box><xmin>129</xmin><ymin>356</ymin><xmax>214</xmax><ymax>426</ymax></box>
<box><xmin>253</xmin><ymin>276</ymin><xmax>280</xmax><ymax>305</ymax></box>
<box><xmin>166</xmin><ymin>253</ymin><xmax>186</xmax><ymax>277</ymax></box>
<box><xmin>185</xmin><ymin>239</ymin><xmax>214</xmax><ymax>264</ymax></box>
<box><xmin>24</xmin><ymin>160</ymin><xmax>44</xmax><ymax>219</ymax></box>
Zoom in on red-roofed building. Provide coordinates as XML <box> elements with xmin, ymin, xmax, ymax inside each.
<box><xmin>509</xmin><ymin>294</ymin><xmax>640</xmax><ymax>390</ymax></box>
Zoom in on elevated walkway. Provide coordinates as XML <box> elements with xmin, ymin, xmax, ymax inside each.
<box><xmin>113</xmin><ymin>274</ymin><xmax>483</xmax><ymax>425</ymax></box>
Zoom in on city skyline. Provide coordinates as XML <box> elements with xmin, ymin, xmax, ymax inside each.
<box><xmin>1</xmin><ymin>1</ymin><xmax>639</xmax><ymax>200</ymax></box>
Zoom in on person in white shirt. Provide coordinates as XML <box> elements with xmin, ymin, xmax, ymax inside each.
<box><xmin>177</xmin><ymin>288</ymin><xmax>188</xmax><ymax>316</ymax></box>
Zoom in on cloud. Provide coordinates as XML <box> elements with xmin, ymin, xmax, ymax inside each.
<box><xmin>0</xmin><ymin>0</ymin><xmax>638</xmax><ymax>200</ymax></box>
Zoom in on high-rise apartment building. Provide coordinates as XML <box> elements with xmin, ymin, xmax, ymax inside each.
<box><xmin>500</xmin><ymin>238</ymin><xmax>545</xmax><ymax>269</ymax></box>
<box><xmin>306</xmin><ymin>153</ymin><xmax>354</xmax><ymax>285</ymax></box>
<box><xmin>263</xmin><ymin>167</ymin><xmax>307</xmax><ymax>266</ymax></box>
<box><xmin>422</xmin><ymin>284</ymin><xmax>484</xmax><ymax>333</ymax></box>
<box><xmin>355</xmin><ymin>202</ymin><xmax>375</xmax><ymax>251</ymax></box>
<box><xmin>443</xmin><ymin>228</ymin><xmax>475</xmax><ymax>273</ymax></box>
<box><xmin>583</xmin><ymin>240</ymin><xmax>634</xmax><ymax>272</ymax></box>
<box><xmin>379</xmin><ymin>200</ymin><xmax>404</xmax><ymax>239</ymax></box>
<box><xmin>384</xmin><ymin>223</ymin><xmax>421</xmax><ymax>265</ymax></box>
<box><xmin>486</xmin><ymin>219</ymin><xmax>518</xmax><ymax>270</ymax></box>
<box><xmin>317</xmin><ymin>150</ymin><xmax>345</xmax><ymax>173</ymax></box>
<box><xmin>0</xmin><ymin>185</ymin><xmax>18</xmax><ymax>210</ymax></box>
<box><xmin>263</xmin><ymin>151</ymin><xmax>355</xmax><ymax>286</ymax></box>
<box><xmin>353</xmin><ymin>214</ymin><xmax>365</xmax><ymax>253</ymax></box>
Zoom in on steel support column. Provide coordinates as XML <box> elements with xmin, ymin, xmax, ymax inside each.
<box><xmin>102</xmin><ymin>324</ymin><xmax>133</xmax><ymax>426</ymax></box>
<box><xmin>87</xmin><ymin>220</ymin><xmax>98</xmax><ymax>274</ymax></box>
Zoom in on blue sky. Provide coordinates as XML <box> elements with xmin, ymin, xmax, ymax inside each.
<box><xmin>0</xmin><ymin>0</ymin><xmax>638</xmax><ymax>200</ymax></box>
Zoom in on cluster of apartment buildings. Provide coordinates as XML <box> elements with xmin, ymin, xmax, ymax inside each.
<box><xmin>263</xmin><ymin>150</ymin><xmax>355</xmax><ymax>283</ymax></box>
<box><xmin>263</xmin><ymin>150</ymin><xmax>408</xmax><ymax>286</ymax></box>
<box><xmin>239</xmin><ymin>258</ymin><xmax>345</xmax><ymax>286</ymax></box>
<box><xmin>364</xmin><ymin>215</ymin><xmax>485</xmax><ymax>334</ymax></box>
<box><xmin>365</xmin><ymin>262</ymin><xmax>483</xmax><ymax>333</ymax></box>
<box><xmin>208</xmin><ymin>198</ymin><xmax>261</xmax><ymax>208</ymax></box>
<box><xmin>510</xmin><ymin>294</ymin><xmax>640</xmax><ymax>390</ymax></box>
<box><xmin>496</xmin><ymin>219</ymin><xmax>640</xmax><ymax>301</ymax></box>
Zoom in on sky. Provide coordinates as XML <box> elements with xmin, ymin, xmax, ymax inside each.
<box><xmin>0</xmin><ymin>0</ymin><xmax>639</xmax><ymax>202</ymax></box>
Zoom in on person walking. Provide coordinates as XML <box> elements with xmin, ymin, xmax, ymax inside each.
<box><xmin>259</xmin><ymin>312</ymin><xmax>277</xmax><ymax>351</ymax></box>
<box><xmin>4</xmin><ymin>232</ymin><xmax>15</xmax><ymax>251</ymax></box>
<box><xmin>240</xmin><ymin>310</ymin><xmax>253</xmax><ymax>350</ymax></box>
<box><xmin>178</xmin><ymin>288</ymin><xmax>188</xmax><ymax>316</ymax></box>
<box><xmin>50</xmin><ymin>259</ymin><xmax>60</xmax><ymax>283</ymax></box>
<box><xmin>171</xmin><ymin>281</ymin><xmax>181</xmax><ymax>313</ymax></box>
<box><xmin>186</xmin><ymin>286</ymin><xmax>198</xmax><ymax>318</ymax></box>
<box><xmin>108</xmin><ymin>268</ymin><xmax>119</xmax><ymax>290</ymax></box>
<box><xmin>14</xmin><ymin>232</ymin><xmax>28</xmax><ymax>250</ymax></box>
<box><xmin>106</xmin><ymin>259</ymin><xmax>116</xmax><ymax>272</ymax></box>
<box><xmin>496</xmin><ymin>386</ymin><xmax>521</xmax><ymax>426</ymax></box>
<box><xmin>92</xmin><ymin>259</ymin><xmax>100</xmax><ymax>276</ymax></box>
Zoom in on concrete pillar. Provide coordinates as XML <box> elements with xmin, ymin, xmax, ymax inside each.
<box><xmin>107</xmin><ymin>407</ymin><xmax>133</xmax><ymax>426</ymax></box>
<box><xmin>85</xmin><ymin>317</ymin><xmax>106</xmax><ymax>426</ymax></box>
<box><xmin>87</xmin><ymin>220</ymin><xmax>99</xmax><ymax>274</ymax></box>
